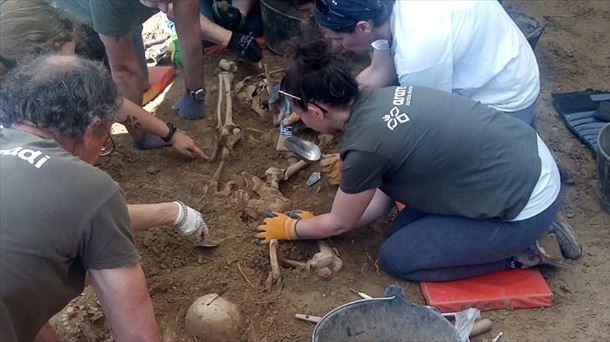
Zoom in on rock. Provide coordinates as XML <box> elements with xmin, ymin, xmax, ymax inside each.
<box><xmin>146</xmin><ymin>166</ymin><xmax>160</xmax><ymax>175</ymax></box>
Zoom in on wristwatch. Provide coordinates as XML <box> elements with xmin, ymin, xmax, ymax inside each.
<box><xmin>162</xmin><ymin>122</ymin><xmax>177</xmax><ymax>142</ymax></box>
<box><xmin>188</xmin><ymin>88</ymin><xmax>206</xmax><ymax>101</ymax></box>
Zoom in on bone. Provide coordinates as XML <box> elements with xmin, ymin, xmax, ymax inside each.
<box><xmin>216</xmin><ymin>73</ymin><xmax>224</xmax><ymax>129</ymax></box>
<box><xmin>208</xmin><ymin>160</ymin><xmax>225</xmax><ymax>194</ymax></box>
<box><xmin>280</xmin><ymin>258</ymin><xmax>309</xmax><ymax>270</ymax></box>
<box><xmin>284</xmin><ymin>160</ymin><xmax>309</xmax><ymax>179</ymax></box>
<box><xmin>284</xmin><ymin>241</ymin><xmax>343</xmax><ymax>279</ymax></box>
<box><xmin>265</xmin><ymin>167</ymin><xmax>284</xmax><ymax>189</ymax></box>
<box><xmin>311</xmin><ymin>241</ymin><xmax>343</xmax><ymax>279</ymax></box>
<box><xmin>225</xmin><ymin>128</ymin><xmax>241</xmax><ymax>151</ymax></box>
<box><xmin>221</xmin><ymin>72</ymin><xmax>235</xmax><ymax>127</ymax></box>
<box><xmin>241</xmin><ymin>172</ymin><xmax>291</xmax><ymax>217</ymax></box>
<box><xmin>265</xmin><ymin>239</ymin><xmax>281</xmax><ymax>290</ymax></box>
<box><xmin>217</xmin><ymin>181</ymin><xmax>236</xmax><ymax>197</ymax></box>
<box><xmin>219</xmin><ymin>59</ymin><xmax>237</xmax><ymax>72</ymax></box>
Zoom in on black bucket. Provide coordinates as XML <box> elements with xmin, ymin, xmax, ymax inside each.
<box><xmin>597</xmin><ymin>123</ymin><xmax>610</xmax><ymax>212</ymax></box>
<box><xmin>261</xmin><ymin>0</ymin><xmax>305</xmax><ymax>55</ymax></box>
<box><xmin>506</xmin><ymin>9</ymin><xmax>546</xmax><ymax>50</ymax></box>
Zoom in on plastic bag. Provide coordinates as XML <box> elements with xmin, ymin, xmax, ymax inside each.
<box><xmin>453</xmin><ymin>308</ymin><xmax>481</xmax><ymax>342</ymax></box>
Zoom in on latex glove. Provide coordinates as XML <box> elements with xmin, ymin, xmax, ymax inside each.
<box><xmin>285</xmin><ymin>210</ymin><xmax>315</xmax><ymax>220</ymax></box>
<box><xmin>172</xmin><ymin>94</ymin><xmax>204</xmax><ymax>120</ymax></box>
<box><xmin>227</xmin><ymin>32</ymin><xmax>262</xmax><ymax>63</ymax></box>
<box><xmin>171</xmin><ymin>201</ymin><xmax>208</xmax><ymax>239</ymax></box>
<box><xmin>255</xmin><ymin>210</ymin><xmax>313</xmax><ymax>244</ymax></box>
<box><xmin>319</xmin><ymin>153</ymin><xmax>342</xmax><ymax>185</ymax></box>
<box><xmin>171</xmin><ymin>131</ymin><xmax>209</xmax><ymax>159</ymax></box>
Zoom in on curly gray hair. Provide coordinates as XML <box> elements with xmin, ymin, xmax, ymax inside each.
<box><xmin>0</xmin><ymin>54</ymin><xmax>119</xmax><ymax>137</ymax></box>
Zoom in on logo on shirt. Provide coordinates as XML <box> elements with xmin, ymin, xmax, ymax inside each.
<box><xmin>0</xmin><ymin>146</ymin><xmax>51</xmax><ymax>169</ymax></box>
<box><xmin>382</xmin><ymin>86</ymin><xmax>412</xmax><ymax>131</ymax></box>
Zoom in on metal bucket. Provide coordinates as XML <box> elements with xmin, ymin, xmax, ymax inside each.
<box><xmin>261</xmin><ymin>0</ymin><xmax>304</xmax><ymax>55</ymax></box>
<box><xmin>597</xmin><ymin>123</ymin><xmax>610</xmax><ymax>212</ymax></box>
<box><xmin>312</xmin><ymin>285</ymin><xmax>460</xmax><ymax>342</ymax></box>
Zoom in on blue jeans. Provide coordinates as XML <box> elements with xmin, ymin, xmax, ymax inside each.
<box><xmin>199</xmin><ymin>0</ymin><xmax>263</xmax><ymax>36</ymax></box>
<box><xmin>379</xmin><ymin>197</ymin><xmax>560</xmax><ymax>282</ymax></box>
<box><xmin>506</xmin><ymin>100</ymin><xmax>537</xmax><ymax>127</ymax></box>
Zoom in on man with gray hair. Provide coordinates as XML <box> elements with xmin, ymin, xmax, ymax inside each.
<box><xmin>0</xmin><ymin>55</ymin><xmax>159</xmax><ymax>341</ymax></box>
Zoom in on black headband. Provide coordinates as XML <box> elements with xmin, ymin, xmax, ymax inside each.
<box><xmin>314</xmin><ymin>0</ymin><xmax>384</xmax><ymax>31</ymax></box>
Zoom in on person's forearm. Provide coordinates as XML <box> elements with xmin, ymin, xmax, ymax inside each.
<box><xmin>90</xmin><ymin>264</ymin><xmax>159</xmax><ymax>342</ymax></box>
<box><xmin>116</xmin><ymin>98</ymin><xmax>170</xmax><ymax>138</ymax></box>
<box><xmin>34</xmin><ymin>322</ymin><xmax>60</xmax><ymax>342</ymax></box>
<box><xmin>295</xmin><ymin>189</ymin><xmax>390</xmax><ymax>239</ymax></box>
<box><xmin>295</xmin><ymin>213</ymin><xmax>349</xmax><ymax>239</ymax></box>
<box><xmin>174</xmin><ymin>1</ymin><xmax>205</xmax><ymax>90</ymax></box>
<box><xmin>128</xmin><ymin>203</ymin><xmax>178</xmax><ymax>231</ymax></box>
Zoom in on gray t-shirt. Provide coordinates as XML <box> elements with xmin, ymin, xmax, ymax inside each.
<box><xmin>340</xmin><ymin>86</ymin><xmax>541</xmax><ymax>220</ymax></box>
<box><xmin>0</xmin><ymin>129</ymin><xmax>140</xmax><ymax>342</ymax></box>
<box><xmin>53</xmin><ymin>0</ymin><xmax>158</xmax><ymax>36</ymax></box>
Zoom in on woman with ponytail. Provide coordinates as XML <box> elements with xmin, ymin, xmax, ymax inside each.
<box><xmin>254</xmin><ymin>26</ymin><xmax>579</xmax><ymax>282</ymax></box>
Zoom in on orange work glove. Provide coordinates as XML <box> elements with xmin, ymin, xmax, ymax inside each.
<box><xmin>319</xmin><ymin>153</ymin><xmax>342</xmax><ymax>185</ymax></box>
<box><xmin>255</xmin><ymin>210</ymin><xmax>314</xmax><ymax>244</ymax></box>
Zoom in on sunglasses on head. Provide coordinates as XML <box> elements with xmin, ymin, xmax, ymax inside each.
<box><xmin>315</xmin><ymin>0</ymin><xmax>348</xmax><ymax>18</ymax></box>
<box><xmin>278</xmin><ymin>89</ymin><xmax>329</xmax><ymax>114</ymax></box>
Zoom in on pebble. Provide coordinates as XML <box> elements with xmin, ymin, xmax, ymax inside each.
<box><xmin>566</xmin><ymin>212</ymin><xmax>575</xmax><ymax>218</ymax></box>
<box><xmin>146</xmin><ymin>166</ymin><xmax>160</xmax><ymax>175</ymax></box>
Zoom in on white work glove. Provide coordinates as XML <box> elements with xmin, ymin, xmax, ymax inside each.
<box><xmin>170</xmin><ymin>201</ymin><xmax>209</xmax><ymax>239</ymax></box>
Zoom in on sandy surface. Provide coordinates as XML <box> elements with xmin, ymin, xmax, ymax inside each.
<box><xmin>51</xmin><ymin>1</ymin><xmax>610</xmax><ymax>341</ymax></box>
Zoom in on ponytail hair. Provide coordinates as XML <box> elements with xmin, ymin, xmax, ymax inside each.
<box><xmin>281</xmin><ymin>20</ymin><xmax>359</xmax><ymax>110</ymax></box>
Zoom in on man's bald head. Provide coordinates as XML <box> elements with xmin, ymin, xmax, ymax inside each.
<box><xmin>0</xmin><ymin>54</ymin><xmax>119</xmax><ymax>137</ymax></box>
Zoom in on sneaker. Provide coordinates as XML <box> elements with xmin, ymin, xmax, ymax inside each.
<box><xmin>515</xmin><ymin>236</ymin><xmax>562</xmax><ymax>268</ymax></box>
<box><xmin>549</xmin><ymin>220</ymin><xmax>582</xmax><ymax>259</ymax></box>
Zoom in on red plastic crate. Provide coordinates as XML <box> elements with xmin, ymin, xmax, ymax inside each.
<box><xmin>420</xmin><ymin>269</ymin><xmax>553</xmax><ymax>312</ymax></box>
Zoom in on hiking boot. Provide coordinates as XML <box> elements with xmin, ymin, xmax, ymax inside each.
<box><xmin>549</xmin><ymin>219</ymin><xmax>582</xmax><ymax>259</ymax></box>
<box><xmin>515</xmin><ymin>235</ymin><xmax>563</xmax><ymax>268</ymax></box>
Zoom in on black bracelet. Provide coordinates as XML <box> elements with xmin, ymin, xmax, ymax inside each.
<box><xmin>162</xmin><ymin>122</ymin><xmax>177</xmax><ymax>142</ymax></box>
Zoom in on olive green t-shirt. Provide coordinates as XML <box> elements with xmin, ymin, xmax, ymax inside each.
<box><xmin>0</xmin><ymin>129</ymin><xmax>140</xmax><ymax>342</ymax></box>
<box><xmin>340</xmin><ymin>86</ymin><xmax>541</xmax><ymax>220</ymax></box>
<box><xmin>53</xmin><ymin>0</ymin><xmax>158</xmax><ymax>36</ymax></box>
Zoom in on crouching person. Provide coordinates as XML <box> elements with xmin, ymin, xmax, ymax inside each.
<box><xmin>0</xmin><ymin>55</ymin><xmax>158</xmax><ymax>341</ymax></box>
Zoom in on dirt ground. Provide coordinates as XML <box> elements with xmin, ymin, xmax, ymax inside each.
<box><xmin>51</xmin><ymin>1</ymin><xmax>609</xmax><ymax>341</ymax></box>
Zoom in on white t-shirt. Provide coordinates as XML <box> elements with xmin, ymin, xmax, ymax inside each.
<box><xmin>511</xmin><ymin>135</ymin><xmax>561</xmax><ymax>221</ymax></box>
<box><xmin>390</xmin><ymin>0</ymin><xmax>540</xmax><ymax>112</ymax></box>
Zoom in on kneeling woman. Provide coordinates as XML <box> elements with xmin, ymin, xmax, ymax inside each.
<box><xmin>255</xmin><ymin>35</ymin><xmax>578</xmax><ymax>282</ymax></box>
